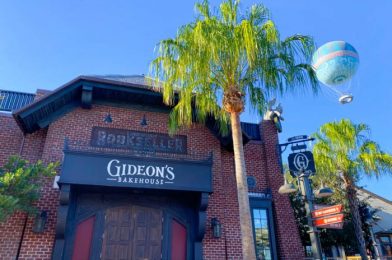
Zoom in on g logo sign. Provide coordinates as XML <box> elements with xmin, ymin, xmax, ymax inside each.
<box><xmin>293</xmin><ymin>153</ymin><xmax>309</xmax><ymax>171</ymax></box>
<box><xmin>288</xmin><ymin>151</ymin><xmax>316</xmax><ymax>176</ymax></box>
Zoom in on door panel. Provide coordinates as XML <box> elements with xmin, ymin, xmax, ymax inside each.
<box><xmin>71</xmin><ymin>216</ymin><xmax>95</xmax><ymax>260</ymax></box>
<box><xmin>101</xmin><ymin>206</ymin><xmax>162</xmax><ymax>260</ymax></box>
<box><xmin>102</xmin><ymin>208</ymin><xmax>133</xmax><ymax>260</ymax></box>
<box><xmin>133</xmin><ymin>206</ymin><xmax>162</xmax><ymax>260</ymax></box>
<box><xmin>171</xmin><ymin>219</ymin><xmax>187</xmax><ymax>260</ymax></box>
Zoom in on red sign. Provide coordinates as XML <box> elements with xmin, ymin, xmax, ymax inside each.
<box><xmin>313</xmin><ymin>214</ymin><xmax>344</xmax><ymax>227</ymax></box>
<box><xmin>319</xmin><ymin>222</ymin><xmax>344</xmax><ymax>229</ymax></box>
<box><xmin>312</xmin><ymin>204</ymin><xmax>343</xmax><ymax>218</ymax></box>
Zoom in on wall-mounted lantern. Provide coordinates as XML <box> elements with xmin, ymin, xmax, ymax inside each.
<box><xmin>140</xmin><ymin>114</ymin><xmax>148</xmax><ymax>126</ymax></box>
<box><xmin>211</xmin><ymin>218</ymin><xmax>221</xmax><ymax>238</ymax></box>
<box><xmin>104</xmin><ymin>113</ymin><xmax>112</xmax><ymax>123</ymax></box>
<box><xmin>32</xmin><ymin>210</ymin><xmax>48</xmax><ymax>233</ymax></box>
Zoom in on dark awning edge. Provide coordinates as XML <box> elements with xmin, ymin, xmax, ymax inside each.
<box><xmin>12</xmin><ymin>75</ymin><xmax>261</xmax><ymax>149</ymax></box>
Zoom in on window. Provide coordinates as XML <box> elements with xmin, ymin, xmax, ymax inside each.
<box><xmin>378</xmin><ymin>234</ymin><xmax>392</xmax><ymax>256</ymax></box>
<box><xmin>250</xmin><ymin>198</ymin><xmax>277</xmax><ymax>260</ymax></box>
<box><xmin>252</xmin><ymin>208</ymin><xmax>272</xmax><ymax>260</ymax></box>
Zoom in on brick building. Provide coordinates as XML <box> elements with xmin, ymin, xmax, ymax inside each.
<box><xmin>0</xmin><ymin>75</ymin><xmax>304</xmax><ymax>260</ymax></box>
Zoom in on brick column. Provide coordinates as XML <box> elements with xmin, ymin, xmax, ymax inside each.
<box><xmin>260</xmin><ymin>120</ymin><xmax>305</xmax><ymax>260</ymax></box>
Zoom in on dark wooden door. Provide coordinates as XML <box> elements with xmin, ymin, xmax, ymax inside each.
<box><xmin>101</xmin><ymin>206</ymin><xmax>162</xmax><ymax>260</ymax></box>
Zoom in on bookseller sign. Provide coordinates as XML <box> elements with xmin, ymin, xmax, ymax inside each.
<box><xmin>59</xmin><ymin>151</ymin><xmax>212</xmax><ymax>192</ymax></box>
<box><xmin>91</xmin><ymin>127</ymin><xmax>187</xmax><ymax>154</ymax></box>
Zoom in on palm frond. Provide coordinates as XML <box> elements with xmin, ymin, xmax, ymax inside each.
<box><xmin>313</xmin><ymin>119</ymin><xmax>392</xmax><ymax>182</ymax></box>
<box><xmin>149</xmin><ymin>0</ymin><xmax>318</xmax><ymax>133</ymax></box>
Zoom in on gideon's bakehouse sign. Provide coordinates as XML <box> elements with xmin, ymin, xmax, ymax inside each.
<box><xmin>59</xmin><ymin>151</ymin><xmax>212</xmax><ymax>192</ymax></box>
<box><xmin>91</xmin><ymin>127</ymin><xmax>187</xmax><ymax>154</ymax></box>
<box><xmin>106</xmin><ymin>159</ymin><xmax>175</xmax><ymax>185</ymax></box>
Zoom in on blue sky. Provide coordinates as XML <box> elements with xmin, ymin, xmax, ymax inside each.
<box><xmin>1</xmin><ymin>1</ymin><xmax>391</xmax><ymax>199</ymax></box>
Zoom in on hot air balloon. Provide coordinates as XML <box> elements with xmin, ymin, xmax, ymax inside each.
<box><xmin>312</xmin><ymin>41</ymin><xmax>359</xmax><ymax>104</ymax></box>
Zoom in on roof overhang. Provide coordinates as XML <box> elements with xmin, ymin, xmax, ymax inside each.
<box><xmin>13</xmin><ymin>76</ymin><xmax>254</xmax><ymax>150</ymax></box>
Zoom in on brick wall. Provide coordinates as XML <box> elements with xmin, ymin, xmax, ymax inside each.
<box><xmin>0</xmin><ymin>103</ymin><xmax>304</xmax><ymax>259</ymax></box>
<box><xmin>0</xmin><ymin>113</ymin><xmax>23</xmax><ymax>165</ymax></box>
<box><xmin>261</xmin><ymin>120</ymin><xmax>305</xmax><ymax>260</ymax></box>
<box><xmin>0</xmin><ymin>113</ymin><xmax>49</xmax><ymax>260</ymax></box>
<box><xmin>0</xmin><ymin>114</ymin><xmax>25</xmax><ymax>259</ymax></box>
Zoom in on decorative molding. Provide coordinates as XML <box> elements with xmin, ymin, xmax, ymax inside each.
<box><xmin>196</xmin><ymin>192</ymin><xmax>209</xmax><ymax>240</ymax></box>
<box><xmin>249</xmin><ymin>188</ymin><xmax>272</xmax><ymax>199</ymax></box>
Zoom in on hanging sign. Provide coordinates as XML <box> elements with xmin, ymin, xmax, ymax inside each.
<box><xmin>287</xmin><ymin>135</ymin><xmax>308</xmax><ymax>142</ymax></box>
<box><xmin>318</xmin><ymin>222</ymin><xmax>344</xmax><ymax>230</ymax></box>
<box><xmin>313</xmin><ymin>213</ymin><xmax>344</xmax><ymax>227</ymax></box>
<box><xmin>287</xmin><ymin>151</ymin><xmax>316</xmax><ymax>176</ymax></box>
<box><xmin>312</xmin><ymin>204</ymin><xmax>343</xmax><ymax>218</ymax></box>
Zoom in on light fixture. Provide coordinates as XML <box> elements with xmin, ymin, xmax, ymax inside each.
<box><xmin>211</xmin><ymin>218</ymin><xmax>221</xmax><ymax>238</ymax></box>
<box><xmin>278</xmin><ymin>177</ymin><xmax>297</xmax><ymax>194</ymax></box>
<box><xmin>32</xmin><ymin>210</ymin><xmax>48</xmax><ymax>233</ymax></box>
<box><xmin>104</xmin><ymin>113</ymin><xmax>112</xmax><ymax>123</ymax></box>
<box><xmin>140</xmin><ymin>114</ymin><xmax>148</xmax><ymax>126</ymax></box>
<box><xmin>314</xmin><ymin>183</ymin><xmax>334</xmax><ymax>198</ymax></box>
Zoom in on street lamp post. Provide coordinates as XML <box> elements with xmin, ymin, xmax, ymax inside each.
<box><xmin>278</xmin><ymin>135</ymin><xmax>332</xmax><ymax>260</ymax></box>
<box><xmin>298</xmin><ymin>171</ymin><xmax>323</xmax><ymax>260</ymax></box>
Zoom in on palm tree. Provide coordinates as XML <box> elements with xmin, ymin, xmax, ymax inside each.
<box><xmin>313</xmin><ymin>119</ymin><xmax>392</xmax><ymax>260</ymax></box>
<box><xmin>149</xmin><ymin>1</ymin><xmax>318</xmax><ymax>258</ymax></box>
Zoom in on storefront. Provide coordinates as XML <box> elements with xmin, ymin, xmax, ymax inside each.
<box><xmin>0</xmin><ymin>75</ymin><xmax>304</xmax><ymax>259</ymax></box>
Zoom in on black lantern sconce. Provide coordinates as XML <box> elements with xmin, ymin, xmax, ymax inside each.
<box><xmin>211</xmin><ymin>218</ymin><xmax>221</xmax><ymax>238</ymax></box>
<box><xmin>32</xmin><ymin>210</ymin><xmax>48</xmax><ymax>233</ymax></box>
<box><xmin>140</xmin><ymin>114</ymin><xmax>148</xmax><ymax>126</ymax></box>
<box><xmin>104</xmin><ymin>113</ymin><xmax>112</xmax><ymax>123</ymax></box>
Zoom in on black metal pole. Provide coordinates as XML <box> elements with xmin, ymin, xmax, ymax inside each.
<box><xmin>16</xmin><ymin>214</ymin><xmax>28</xmax><ymax>259</ymax></box>
<box><xmin>298</xmin><ymin>171</ymin><xmax>323</xmax><ymax>260</ymax></box>
<box><xmin>278</xmin><ymin>136</ymin><xmax>322</xmax><ymax>259</ymax></box>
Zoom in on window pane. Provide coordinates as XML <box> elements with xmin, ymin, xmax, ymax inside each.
<box><xmin>260</xmin><ymin>209</ymin><xmax>267</xmax><ymax>219</ymax></box>
<box><xmin>253</xmin><ymin>208</ymin><xmax>261</xmax><ymax>218</ymax></box>
<box><xmin>254</xmin><ymin>218</ymin><xmax>262</xmax><ymax>228</ymax></box>
<box><xmin>260</xmin><ymin>219</ymin><xmax>267</xmax><ymax>229</ymax></box>
<box><xmin>252</xmin><ymin>209</ymin><xmax>272</xmax><ymax>260</ymax></box>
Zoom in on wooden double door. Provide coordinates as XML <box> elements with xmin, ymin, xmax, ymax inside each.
<box><xmin>67</xmin><ymin>190</ymin><xmax>195</xmax><ymax>260</ymax></box>
<box><xmin>101</xmin><ymin>206</ymin><xmax>162</xmax><ymax>260</ymax></box>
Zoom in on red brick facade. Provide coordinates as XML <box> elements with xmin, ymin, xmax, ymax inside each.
<box><xmin>0</xmin><ymin>82</ymin><xmax>304</xmax><ymax>260</ymax></box>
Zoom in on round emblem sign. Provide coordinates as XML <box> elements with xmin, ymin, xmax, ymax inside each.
<box><xmin>293</xmin><ymin>152</ymin><xmax>309</xmax><ymax>171</ymax></box>
<box><xmin>288</xmin><ymin>151</ymin><xmax>316</xmax><ymax>177</ymax></box>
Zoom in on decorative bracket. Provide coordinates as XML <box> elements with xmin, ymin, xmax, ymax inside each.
<box><xmin>194</xmin><ymin>192</ymin><xmax>209</xmax><ymax>260</ymax></box>
<box><xmin>81</xmin><ymin>85</ymin><xmax>93</xmax><ymax>109</ymax></box>
<box><xmin>52</xmin><ymin>184</ymin><xmax>71</xmax><ymax>260</ymax></box>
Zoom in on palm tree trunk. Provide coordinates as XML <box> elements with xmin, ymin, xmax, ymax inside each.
<box><xmin>345</xmin><ymin>176</ymin><xmax>367</xmax><ymax>260</ymax></box>
<box><xmin>230</xmin><ymin>112</ymin><xmax>256</xmax><ymax>260</ymax></box>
